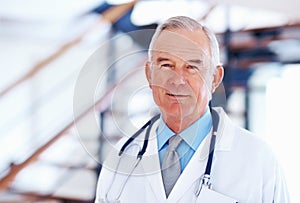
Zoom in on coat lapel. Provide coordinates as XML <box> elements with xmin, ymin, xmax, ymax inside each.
<box><xmin>213</xmin><ymin>107</ymin><xmax>235</xmax><ymax>152</ymax></box>
<box><xmin>168</xmin><ymin>130</ymin><xmax>213</xmax><ymax>202</ymax></box>
<box><xmin>141</xmin><ymin>120</ymin><xmax>166</xmax><ymax>202</ymax></box>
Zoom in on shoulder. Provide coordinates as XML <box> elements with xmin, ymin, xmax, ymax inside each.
<box><xmin>235</xmin><ymin>126</ymin><xmax>275</xmax><ymax>161</ymax></box>
<box><xmin>214</xmin><ymin>107</ymin><xmax>277</xmax><ymax>164</ymax></box>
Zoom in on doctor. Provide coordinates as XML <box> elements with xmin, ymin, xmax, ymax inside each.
<box><xmin>95</xmin><ymin>16</ymin><xmax>290</xmax><ymax>203</ymax></box>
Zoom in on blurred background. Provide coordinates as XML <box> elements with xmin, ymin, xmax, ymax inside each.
<box><xmin>0</xmin><ymin>0</ymin><xmax>300</xmax><ymax>202</ymax></box>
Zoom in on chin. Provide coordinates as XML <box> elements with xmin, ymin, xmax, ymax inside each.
<box><xmin>162</xmin><ymin>104</ymin><xmax>196</xmax><ymax>118</ymax></box>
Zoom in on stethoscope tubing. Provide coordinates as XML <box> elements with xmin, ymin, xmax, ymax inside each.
<box><xmin>119</xmin><ymin>114</ymin><xmax>160</xmax><ymax>158</ymax></box>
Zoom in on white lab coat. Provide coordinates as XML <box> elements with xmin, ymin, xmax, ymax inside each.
<box><xmin>95</xmin><ymin>107</ymin><xmax>290</xmax><ymax>203</ymax></box>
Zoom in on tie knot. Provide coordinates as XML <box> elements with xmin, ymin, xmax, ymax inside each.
<box><xmin>168</xmin><ymin>135</ymin><xmax>182</xmax><ymax>151</ymax></box>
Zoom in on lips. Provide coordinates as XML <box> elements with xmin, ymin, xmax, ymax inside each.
<box><xmin>166</xmin><ymin>93</ymin><xmax>189</xmax><ymax>98</ymax></box>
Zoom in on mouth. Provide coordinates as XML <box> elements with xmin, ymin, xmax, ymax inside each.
<box><xmin>166</xmin><ymin>93</ymin><xmax>189</xmax><ymax>98</ymax></box>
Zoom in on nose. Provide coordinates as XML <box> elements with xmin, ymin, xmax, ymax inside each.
<box><xmin>168</xmin><ymin>68</ymin><xmax>187</xmax><ymax>86</ymax></box>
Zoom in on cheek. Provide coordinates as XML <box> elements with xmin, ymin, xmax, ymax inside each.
<box><xmin>151</xmin><ymin>86</ymin><xmax>160</xmax><ymax>99</ymax></box>
<box><xmin>150</xmin><ymin>70</ymin><xmax>168</xmax><ymax>91</ymax></box>
<box><xmin>151</xmin><ymin>87</ymin><xmax>165</xmax><ymax>108</ymax></box>
<box><xmin>190</xmin><ymin>77</ymin><xmax>211</xmax><ymax>102</ymax></box>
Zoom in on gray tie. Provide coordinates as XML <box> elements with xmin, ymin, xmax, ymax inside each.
<box><xmin>162</xmin><ymin>135</ymin><xmax>183</xmax><ymax>197</ymax></box>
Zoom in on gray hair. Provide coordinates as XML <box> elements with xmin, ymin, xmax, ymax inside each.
<box><xmin>148</xmin><ymin>16</ymin><xmax>221</xmax><ymax>70</ymax></box>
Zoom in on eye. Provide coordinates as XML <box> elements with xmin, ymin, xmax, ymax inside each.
<box><xmin>186</xmin><ymin>65</ymin><xmax>199</xmax><ymax>71</ymax></box>
<box><xmin>161</xmin><ymin>63</ymin><xmax>174</xmax><ymax>68</ymax></box>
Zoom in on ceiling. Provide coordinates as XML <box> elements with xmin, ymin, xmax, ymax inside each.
<box><xmin>0</xmin><ymin>0</ymin><xmax>299</xmax><ymax>23</ymax></box>
<box><xmin>209</xmin><ymin>0</ymin><xmax>300</xmax><ymax>20</ymax></box>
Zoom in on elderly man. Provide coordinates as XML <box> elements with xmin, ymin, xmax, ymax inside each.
<box><xmin>95</xmin><ymin>16</ymin><xmax>290</xmax><ymax>203</ymax></box>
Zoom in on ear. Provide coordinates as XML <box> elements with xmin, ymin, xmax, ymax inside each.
<box><xmin>211</xmin><ymin>65</ymin><xmax>224</xmax><ymax>93</ymax></box>
<box><xmin>145</xmin><ymin>61</ymin><xmax>152</xmax><ymax>89</ymax></box>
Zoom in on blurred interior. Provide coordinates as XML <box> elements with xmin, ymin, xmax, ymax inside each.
<box><xmin>0</xmin><ymin>0</ymin><xmax>300</xmax><ymax>202</ymax></box>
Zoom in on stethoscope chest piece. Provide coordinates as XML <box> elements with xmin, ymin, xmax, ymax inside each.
<box><xmin>195</xmin><ymin>174</ymin><xmax>212</xmax><ymax>196</ymax></box>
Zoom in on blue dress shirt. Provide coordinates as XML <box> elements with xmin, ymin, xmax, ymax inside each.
<box><xmin>156</xmin><ymin>108</ymin><xmax>212</xmax><ymax>172</ymax></box>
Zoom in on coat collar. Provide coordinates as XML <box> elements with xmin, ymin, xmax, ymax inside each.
<box><xmin>213</xmin><ymin>107</ymin><xmax>235</xmax><ymax>152</ymax></box>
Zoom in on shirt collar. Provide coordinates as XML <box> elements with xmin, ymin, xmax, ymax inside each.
<box><xmin>157</xmin><ymin>108</ymin><xmax>212</xmax><ymax>151</ymax></box>
<box><xmin>156</xmin><ymin>116</ymin><xmax>174</xmax><ymax>151</ymax></box>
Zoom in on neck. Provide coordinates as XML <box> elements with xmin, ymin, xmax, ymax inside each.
<box><xmin>162</xmin><ymin>111</ymin><xmax>205</xmax><ymax>133</ymax></box>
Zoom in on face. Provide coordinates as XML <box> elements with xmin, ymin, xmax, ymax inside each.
<box><xmin>146</xmin><ymin>29</ymin><xmax>221</xmax><ymax>121</ymax></box>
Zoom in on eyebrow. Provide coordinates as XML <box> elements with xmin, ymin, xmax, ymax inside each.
<box><xmin>186</xmin><ymin>59</ymin><xmax>203</xmax><ymax>64</ymax></box>
<box><xmin>156</xmin><ymin>57</ymin><xmax>171</xmax><ymax>63</ymax></box>
<box><xmin>156</xmin><ymin>57</ymin><xmax>203</xmax><ymax>64</ymax></box>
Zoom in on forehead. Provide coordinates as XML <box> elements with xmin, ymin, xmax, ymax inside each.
<box><xmin>151</xmin><ymin>28</ymin><xmax>211</xmax><ymax>62</ymax></box>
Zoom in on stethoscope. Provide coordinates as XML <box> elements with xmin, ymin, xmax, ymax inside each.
<box><xmin>104</xmin><ymin>108</ymin><xmax>219</xmax><ymax>203</ymax></box>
